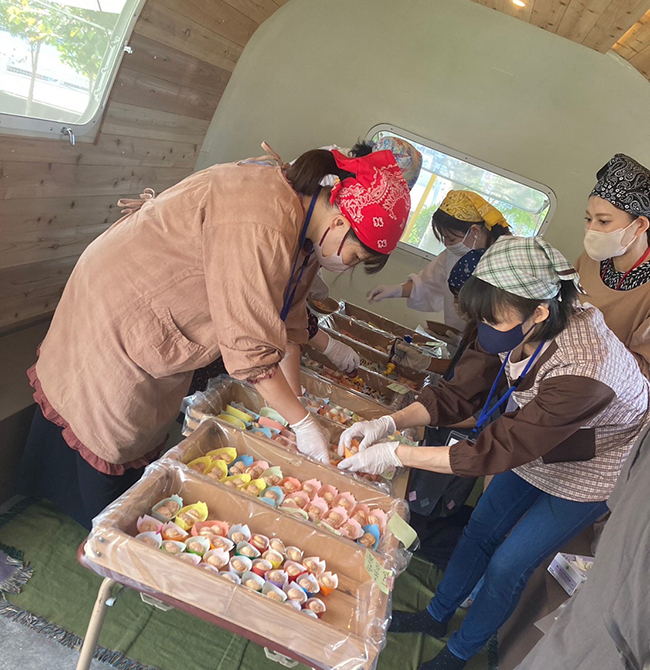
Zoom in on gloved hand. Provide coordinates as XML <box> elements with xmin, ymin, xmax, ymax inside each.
<box><xmin>323</xmin><ymin>335</ymin><xmax>361</xmax><ymax>373</ymax></box>
<box><xmin>366</xmin><ymin>284</ymin><xmax>403</xmax><ymax>303</ymax></box>
<box><xmin>290</xmin><ymin>412</ymin><xmax>331</xmax><ymax>465</ymax></box>
<box><xmin>338</xmin><ymin>415</ymin><xmax>397</xmax><ymax>455</ymax></box>
<box><xmin>338</xmin><ymin>442</ymin><xmax>402</xmax><ymax>475</ymax></box>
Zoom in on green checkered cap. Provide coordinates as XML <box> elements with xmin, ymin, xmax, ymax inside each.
<box><xmin>473</xmin><ymin>237</ymin><xmax>582</xmax><ymax>300</ymax></box>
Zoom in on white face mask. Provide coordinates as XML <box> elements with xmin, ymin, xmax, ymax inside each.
<box><xmin>583</xmin><ymin>219</ymin><xmax>639</xmax><ymax>262</ymax></box>
<box><xmin>313</xmin><ymin>227</ymin><xmax>351</xmax><ymax>274</ymax></box>
<box><xmin>446</xmin><ymin>229</ymin><xmax>475</xmax><ymax>258</ymax></box>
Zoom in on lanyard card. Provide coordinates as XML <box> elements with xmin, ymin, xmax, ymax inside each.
<box><xmin>445</xmin><ymin>430</ymin><xmax>475</xmax><ymax>447</ymax></box>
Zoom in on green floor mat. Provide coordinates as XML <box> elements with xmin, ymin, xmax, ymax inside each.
<box><xmin>0</xmin><ymin>501</ymin><xmax>496</xmax><ymax>669</ymax></box>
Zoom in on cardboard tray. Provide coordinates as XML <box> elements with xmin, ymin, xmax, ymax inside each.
<box><xmin>339</xmin><ymin>302</ymin><xmax>441</xmax><ymax>346</ymax></box>
<box><xmin>321</xmin><ymin>328</ymin><xmax>431</xmax><ymax>385</ymax></box>
<box><xmin>324</xmin><ymin>313</ymin><xmax>394</xmax><ymax>354</ymax></box>
<box><xmin>301</xmin><ymin>345</ymin><xmax>416</xmax><ymax>411</ymax></box>
<box><xmin>85</xmin><ymin>460</ymin><xmax>396</xmax><ymax>670</ymax></box>
<box><xmin>165</xmin><ymin>419</ymin><xmax>410</xmax><ymax>562</ymax></box>
<box><xmin>181</xmin><ymin>377</ymin><xmax>413</xmax><ymax>498</ymax></box>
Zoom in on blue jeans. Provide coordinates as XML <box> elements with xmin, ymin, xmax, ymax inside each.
<box><xmin>427</xmin><ymin>471</ymin><xmax>608</xmax><ymax>661</ymax></box>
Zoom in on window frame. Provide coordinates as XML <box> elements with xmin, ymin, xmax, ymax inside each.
<box><xmin>366</xmin><ymin>123</ymin><xmax>557</xmax><ymax>262</ymax></box>
<box><xmin>0</xmin><ymin>0</ymin><xmax>146</xmax><ymax>143</ymax></box>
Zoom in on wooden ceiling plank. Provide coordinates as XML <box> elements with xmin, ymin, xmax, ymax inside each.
<box><xmin>556</xmin><ymin>0</ymin><xmax>612</xmax><ymax>42</ymax></box>
<box><xmin>530</xmin><ymin>0</ymin><xmax>572</xmax><ymax>32</ymax></box>
<box><xmin>628</xmin><ymin>43</ymin><xmax>650</xmax><ymax>76</ymax></box>
<box><xmin>614</xmin><ymin>9</ymin><xmax>650</xmax><ymax>56</ymax></box>
<box><xmin>135</xmin><ymin>2</ymin><xmax>243</xmax><ymax>73</ymax></box>
<box><xmin>0</xmin><ymin>161</ymin><xmax>191</xmax><ymax>200</ymax></box>
<box><xmin>152</xmin><ymin>0</ymin><xmax>259</xmax><ymax>48</ymax></box>
<box><xmin>583</xmin><ymin>0</ymin><xmax>650</xmax><ymax>52</ymax></box>
<box><xmin>0</xmin><ymin>196</ymin><xmax>122</xmax><ymax>234</ymax></box>
<box><xmin>112</xmin><ymin>68</ymin><xmax>222</xmax><ymax>121</ymax></box>
<box><xmin>221</xmin><ymin>0</ymin><xmax>279</xmax><ymax>24</ymax></box>
<box><xmin>125</xmin><ymin>34</ymin><xmax>231</xmax><ymax>97</ymax></box>
<box><xmin>101</xmin><ymin>101</ymin><xmax>210</xmax><ymax>144</ymax></box>
<box><xmin>0</xmin><ymin>134</ymin><xmax>198</xmax><ymax>170</ymax></box>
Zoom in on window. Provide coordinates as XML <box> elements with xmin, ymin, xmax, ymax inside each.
<box><xmin>368</xmin><ymin>125</ymin><xmax>555</xmax><ymax>260</ymax></box>
<box><xmin>0</xmin><ymin>0</ymin><xmax>142</xmax><ymax>137</ymax></box>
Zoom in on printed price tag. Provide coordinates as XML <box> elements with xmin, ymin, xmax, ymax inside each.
<box><xmin>387</xmin><ymin>382</ymin><xmax>410</xmax><ymax>395</ymax></box>
<box><xmin>387</xmin><ymin>513</ymin><xmax>418</xmax><ymax>549</ymax></box>
<box><xmin>365</xmin><ymin>550</ymin><xmax>394</xmax><ymax>594</ymax></box>
<box><xmin>381</xmin><ymin>468</ymin><xmax>396</xmax><ymax>481</ymax></box>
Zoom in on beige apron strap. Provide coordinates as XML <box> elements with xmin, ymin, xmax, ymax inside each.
<box><xmin>237</xmin><ymin>142</ymin><xmax>289</xmax><ymax>169</ymax></box>
<box><xmin>117</xmin><ymin>187</ymin><xmax>156</xmax><ymax>215</ymax></box>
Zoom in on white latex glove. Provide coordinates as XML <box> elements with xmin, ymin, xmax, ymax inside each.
<box><xmin>323</xmin><ymin>334</ymin><xmax>361</xmax><ymax>373</ymax></box>
<box><xmin>290</xmin><ymin>413</ymin><xmax>331</xmax><ymax>465</ymax></box>
<box><xmin>366</xmin><ymin>284</ymin><xmax>403</xmax><ymax>303</ymax></box>
<box><xmin>338</xmin><ymin>415</ymin><xmax>397</xmax><ymax>455</ymax></box>
<box><xmin>338</xmin><ymin>442</ymin><xmax>402</xmax><ymax>475</ymax></box>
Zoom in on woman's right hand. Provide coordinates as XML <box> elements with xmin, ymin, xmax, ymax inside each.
<box><xmin>338</xmin><ymin>415</ymin><xmax>397</xmax><ymax>455</ymax></box>
<box><xmin>366</xmin><ymin>284</ymin><xmax>403</xmax><ymax>303</ymax></box>
<box><xmin>291</xmin><ymin>412</ymin><xmax>331</xmax><ymax>465</ymax></box>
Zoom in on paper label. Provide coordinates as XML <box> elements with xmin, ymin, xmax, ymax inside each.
<box><xmin>365</xmin><ymin>550</ymin><xmax>394</xmax><ymax>594</ymax></box>
<box><xmin>387</xmin><ymin>513</ymin><xmax>418</xmax><ymax>549</ymax></box>
<box><xmin>387</xmin><ymin>382</ymin><xmax>410</xmax><ymax>395</ymax></box>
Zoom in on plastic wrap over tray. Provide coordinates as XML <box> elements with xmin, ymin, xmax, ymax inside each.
<box><xmin>86</xmin><ymin>460</ymin><xmax>403</xmax><ymax>670</ymax></box>
<box><xmin>181</xmin><ymin>374</ymin><xmax>341</xmax><ymax>442</ymax></box>
<box><xmin>164</xmin><ymin>418</ymin><xmax>413</xmax><ymax>570</ymax></box>
<box><xmin>181</xmin><ymin>375</ymin><xmax>418</xmax><ymax>493</ymax></box>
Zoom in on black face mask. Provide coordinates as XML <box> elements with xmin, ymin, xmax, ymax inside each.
<box><xmin>477</xmin><ymin>321</ymin><xmax>527</xmax><ymax>354</ymax></box>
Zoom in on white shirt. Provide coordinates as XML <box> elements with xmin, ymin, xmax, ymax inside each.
<box><xmin>406</xmin><ymin>248</ymin><xmax>465</xmax><ymax>330</ymax></box>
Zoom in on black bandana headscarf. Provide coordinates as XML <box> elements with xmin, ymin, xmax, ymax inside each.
<box><xmin>590</xmin><ymin>153</ymin><xmax>650</xmax><ymax>218</ymax></box>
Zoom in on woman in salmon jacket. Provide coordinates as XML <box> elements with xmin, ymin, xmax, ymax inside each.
<box><xmin>19</xmin><ymin>146</ymin><xmax>411</xmax><ymax>529</ymax></box>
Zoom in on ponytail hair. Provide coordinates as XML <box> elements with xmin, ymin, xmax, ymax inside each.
<box><xmin>284</xmin><ymin>150</ymin><xmax>355</xmax><ymax>195</ymax></box>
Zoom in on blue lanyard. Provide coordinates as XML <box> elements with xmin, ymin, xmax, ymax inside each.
<box><xmin>473</xmin><ymin>340</ymin><xmax>546</xmax><ymax>434</ymax></box>
<box><xmin>280</xmin><ymin>188</ymin><xmax>320</xmax><ymax>322</ymax></box>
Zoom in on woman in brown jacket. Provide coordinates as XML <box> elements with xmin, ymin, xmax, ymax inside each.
<box><xmin>19</xmin><ymin>146</ymin><xmax>411</xmax><ymax>529</ymax></box>
<box><xmin>337</xmin><ymin>237</ymin><xmax>650</xmax><ymax>670</ymax></box>
<box><xmin>577</xmin><ymin>153</ymin><xmax>650</xmax><ymax>378</ymax></box>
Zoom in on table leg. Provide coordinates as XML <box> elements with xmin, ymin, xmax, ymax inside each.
<box><xmin>75</xmin><ymin>578</ymin><xmax>117</xmax><ymax>670</ymax></box>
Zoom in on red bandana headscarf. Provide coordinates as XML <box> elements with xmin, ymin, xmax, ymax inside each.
<box><xmin>329</xmin><ymin>149</ymin><xmax>411</xmax><ymax>254</ymax></box>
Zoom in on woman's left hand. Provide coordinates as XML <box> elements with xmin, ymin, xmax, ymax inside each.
<box><xmin>337</xmin><ymin>442</ymin><xmax>402</xmax><ymax>475</ymax></box>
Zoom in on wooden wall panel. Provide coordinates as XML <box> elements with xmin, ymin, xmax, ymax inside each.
<box><xmin>0</xmin><ymin>0</ymin><xmax>282</xmax><ymax>332</ymax></box>
<box><xmin>472</xmin><ymin>0</ymin><xmax>650</xmax><ymax>77</ymax></box>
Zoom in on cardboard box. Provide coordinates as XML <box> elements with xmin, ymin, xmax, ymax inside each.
<box><xmin>165</xmin><ymin>418</ymin><xmax>409</xmax><ymax>559</ymax></box>
<box><xmin>86</xmin><ymin>458</ymin><xmax>398</xmax><ymax>670</ymax></box>
<box><xmin>547</xmin><ymin>553</ymin><xmax>595</xmax><ymax>596</ymax></box>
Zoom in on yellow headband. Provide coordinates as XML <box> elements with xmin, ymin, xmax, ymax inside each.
<box><xmin>439</xmin><ymin>190</ymin><xmax>509</xmax><ymax>230</ymax></box>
